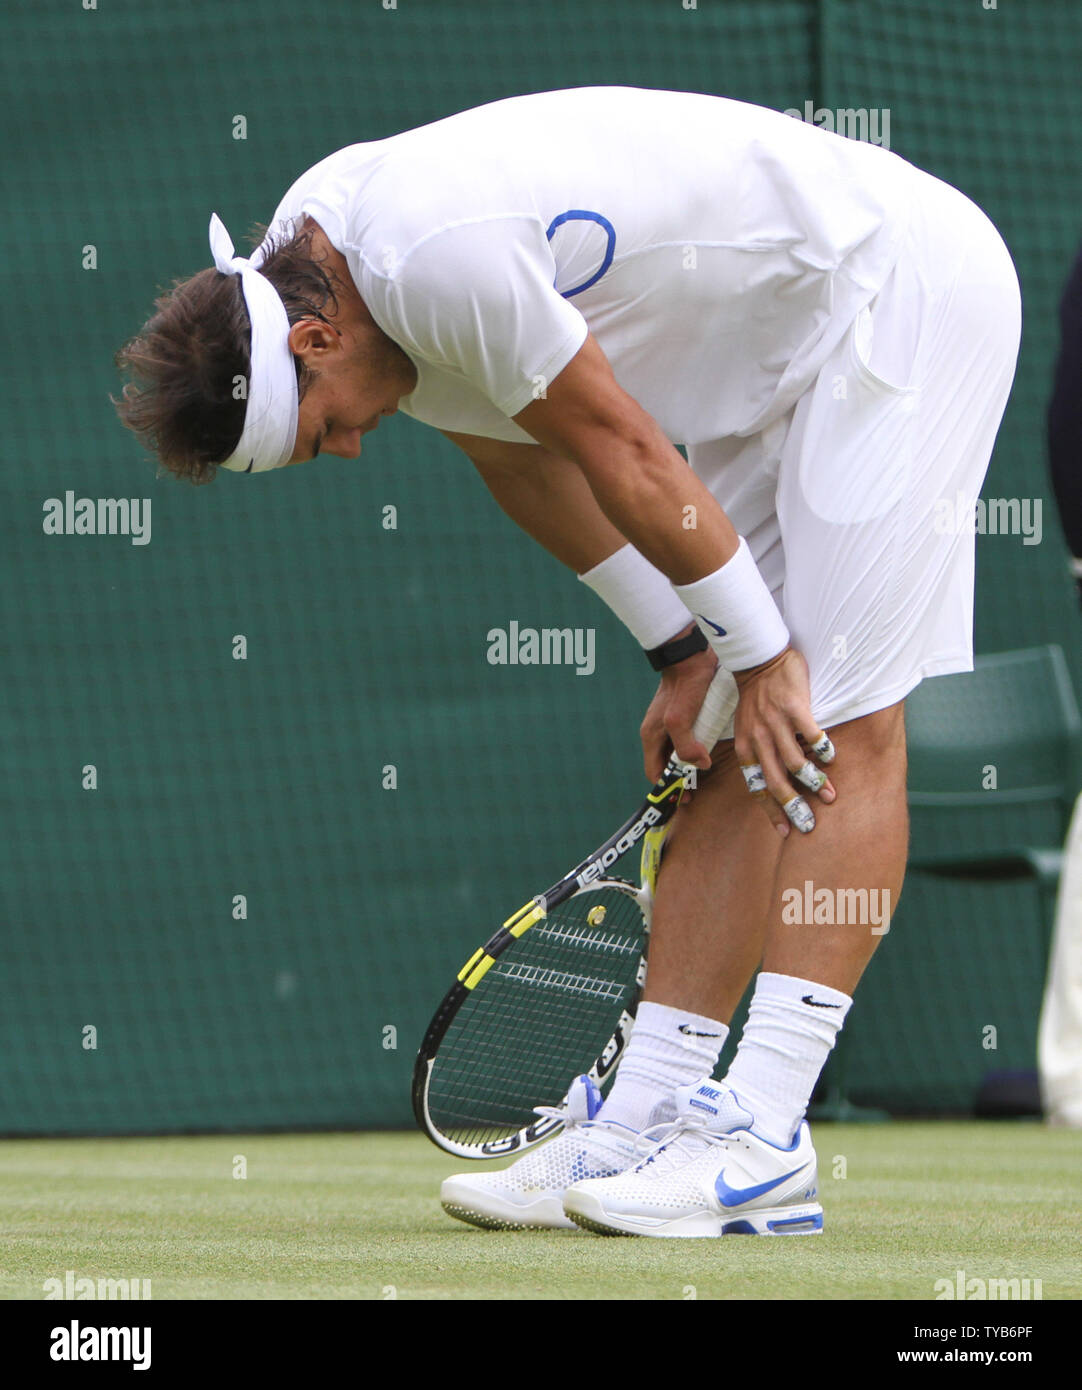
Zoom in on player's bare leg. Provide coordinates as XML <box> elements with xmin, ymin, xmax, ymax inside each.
<box><xmin>639</xmin><ymin>747</ymin><xmax>783</xmax><ymax>1021</ymax></box>
<box><xmin>570</xmin><ymin>702</ymin><xmax>907</xmax><ymax>1234</ymax></box>
<box><xmin>759</xmin><ymin>702</ymin><xmax>907</xmax><ymax>988</ymax></box>
<box><xmin>647</xmin><ymin>699</ymin><xmax>908</xmax><ymax>1012</ymax></box>
<box><xmin>593</xmin><ymin>701</ymin><xmax>906</xmax><ymax>1135</ymax></box>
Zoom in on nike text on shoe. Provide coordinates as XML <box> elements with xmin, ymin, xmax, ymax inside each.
<box><xmin>562</xmin><ymin>1078</ymin><xmax>823</xmax><ymax>1237</ymax></box>
<box><xmin>440</xmin><ymin>1075</ymin><xmax>641</xmax><ymax>1231</ymax></box>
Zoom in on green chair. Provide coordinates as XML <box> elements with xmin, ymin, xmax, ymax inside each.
<box><xmin>905</xmin><ymin>644</ymin><xmax>1081</xmax><ymax>915</ymax></box>
<box><xmin>813</xmin><ymin>645</ymin><xmax>1082</xmax><ymax>1119</ymax></box>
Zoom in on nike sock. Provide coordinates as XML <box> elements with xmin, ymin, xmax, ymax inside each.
<box><xmin>599</xmin><ymin>1001</ymin><xmax>729</xmax><ymax>1131</ymax></box>
<box><xmin>723</xmin><ymin>971</ymin><xmax>852</xmax><ymax>1147</ymax></box>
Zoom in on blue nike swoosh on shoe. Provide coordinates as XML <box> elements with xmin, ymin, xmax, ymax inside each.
<box><xmin>715</xmin><ymin>1167</ymin><xmax>806</xmax><ymax>1208</ymax></box>
<box><xmin>569</xmin><ymin>1159</ymin><xmax>618</xmax><ymax>1183</ymax></box>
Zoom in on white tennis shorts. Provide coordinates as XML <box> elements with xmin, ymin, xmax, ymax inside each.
<box><xmin>689</xmin><ymin>170</ymin><xmax>1022</xmax><ymax>735</ymax></box>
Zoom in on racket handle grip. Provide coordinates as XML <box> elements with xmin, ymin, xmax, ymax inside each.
<box><xmin>678</xmin><ymin>667</ymin><xmax>739</xmax><ymax>767</ymax></box>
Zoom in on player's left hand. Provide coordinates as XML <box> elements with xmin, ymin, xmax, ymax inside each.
<box><xmin>732</xmin><ymin>645</ymin><xmax>836</xmax><ymax>837</ymax></box>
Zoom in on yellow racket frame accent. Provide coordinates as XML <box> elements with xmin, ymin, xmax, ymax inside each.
<box><xmin>646</xmin><ymin>777</ymin><xmax>686</xmax><ymax>809</ymax></box>
<box><xmin>456</xmin><ymin>783</ymin><xmax>684</xmax><ymax>989</ymax></box>
<box><xmin>454</xmin><ymin>772</ymin><xmax>686</xmax><ymax>994</ymax></box>
<box><xmin>504</xmin><ymin>899</ymin><xmax>547</xmax><ymax>937</ymax></box>
<box><xmin>639</xmin><ymin>821</ymin><xmax>671</xmax><ymax>896</ymax></box>
<box><xmin>457</xmin><ymin>948</ymin><xmax>497</xmax><ymax>990</ymax></box>
<box><xmin>455</xmin><ymin>899</ymin><xmax>548</xmax><ymax>990</ymax></box>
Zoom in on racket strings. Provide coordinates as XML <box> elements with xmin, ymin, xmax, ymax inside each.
<box><xmin>494</xmin><ymin>960</ymin><xmax>628</xmax><ymax>1003</ymax></box>
<box><xmin>531</xmin><ymin>918</ymin><xmax>642</xmax><ymax>955</ymax></box>
<box><xmin>495</xmin><ymin>908</ymin><xmax>642</xmax><ymax>1002</ymax></box>
<box><xmin>426</xmin><ymin>884</ymin><xmax>647</xmax><ymax>1145</ymax></box>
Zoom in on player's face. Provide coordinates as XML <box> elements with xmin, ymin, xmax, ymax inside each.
<box><xmin>285</xmin><ymin>318</ymin><xmax>417</xmax><ymax>465</ymax></box>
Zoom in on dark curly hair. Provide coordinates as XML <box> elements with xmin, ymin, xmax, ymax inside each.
<box><xmin>114</xmin><ymin>222</ymin><xmax>340</xmax><ymax>483</ymax></box>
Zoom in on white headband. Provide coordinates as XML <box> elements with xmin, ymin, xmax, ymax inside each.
<box><xmin>208</xmin><ymin>213</ymin><xmax>298</xmax><ymax>473</ymax></box>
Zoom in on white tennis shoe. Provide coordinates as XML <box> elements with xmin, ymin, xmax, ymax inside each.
<box><xmin>563</xmin><ymin>1078</ymin><xmax>823</xmax><ymax>1237</ymax></box>
<box><xmin>440</xmin><ymin>1075</ymin><xmax>641</xmax><ymax>1231</ymax></box>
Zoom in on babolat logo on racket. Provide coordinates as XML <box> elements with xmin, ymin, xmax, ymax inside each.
<box><xmin>575</xmin><ymin>806</ymin><xmax>664</xmax><ymax>887</ymax></box>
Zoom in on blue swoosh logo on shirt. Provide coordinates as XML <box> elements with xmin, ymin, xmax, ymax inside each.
<box><xmin>715</xmin><ymin>1167</ymin><xmax>803</xmax><ymax>1208</ymax></box>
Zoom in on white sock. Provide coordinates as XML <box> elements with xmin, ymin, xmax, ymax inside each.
<box><xmin>600</xmin><ymin>1001</ymin><xmax>729</xmax><ymax>1131</ymax></box>
<box><xmin>723</xmin><ymin>972</ymin><xmax>852</xmax><ymax>1147</ymax></box>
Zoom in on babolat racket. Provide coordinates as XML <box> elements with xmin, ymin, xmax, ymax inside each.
<box><xmin>412</xmin><ymin>671</ymin><xmax>737</xmax><ymax>1159</ymax></box>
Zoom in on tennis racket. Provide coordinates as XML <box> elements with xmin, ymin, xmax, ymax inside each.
<box><xmin>412</xmin><ymin>668</ymin><xmax>738</xmax><ymax>1159</ymax></box>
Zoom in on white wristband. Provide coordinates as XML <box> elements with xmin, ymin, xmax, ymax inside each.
<box><xmin>673</xmin><ymin>537</ymin><xmax>790</xmax><ymax>672</ymax></box>
<box><xmin>578</xmin><ymin>543</ymin><xmax>695</xmax><ymax>650</ymax></box>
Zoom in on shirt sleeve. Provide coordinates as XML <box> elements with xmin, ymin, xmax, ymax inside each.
<box><xmin>379</xmin><ymin>217</ymin><xmax>589</xmax><ymax>419</ymax></box>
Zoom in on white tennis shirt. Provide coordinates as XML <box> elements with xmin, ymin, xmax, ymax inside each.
<box><xmin>263</xmin><ymin>87</ymin><xmax>917</xmax><ymax>445</ymax></box>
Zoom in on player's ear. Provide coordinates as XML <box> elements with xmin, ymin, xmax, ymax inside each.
<box><xmin>287</xmin><ymin>317</ymin><xmax>340</xmax><ymax>365</ymax></box>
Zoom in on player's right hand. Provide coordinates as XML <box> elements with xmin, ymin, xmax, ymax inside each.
<box><xmin>640</xmin><ymin>632</ymin><xmax>719</xmax><ymax>781</ymax></box>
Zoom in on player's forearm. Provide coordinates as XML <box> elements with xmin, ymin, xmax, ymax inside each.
<box><xmin>445</xmin><ymin>429</ymin><xmax>697</xmax><ymax>649</ymax></box>
<box><xmin>520</xmin><ymin>426</ymin><xmax>788</xmax><ymax>672</ymax></box>
<box><xmin>596</xmin><ymin>441</ymin><xmax>789</xmax><ymax>671</ymax></box>
<box><xmin>481</xmin><ymin>464</ymin><xmax>697</xmax><ymax>643</ymax></box>
<box><xmin>514</xmin><ymin>336</ymin><xmax>789</xmax><ymax>671</ymax></box>
<box><xmin>571</xmin><ymin>424</ymin><xmax>741</xmax><ymax>586</ymax></box>
<box><xmin>467</xmin><ymin>444</ymin><xmax>630</xmax><ymax>573</ymax></box>
<box><xmin>513</xmin><ymin>335</ymin><xmax>738</xmax><ymax>584</ymax></box>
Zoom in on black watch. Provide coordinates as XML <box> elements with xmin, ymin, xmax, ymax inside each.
<box><xmin>646</xmin><ymin>626</ymin><xmax>709</xmax><ymax>671</ymax></box>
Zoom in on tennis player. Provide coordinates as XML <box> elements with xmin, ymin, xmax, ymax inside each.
<box><xmin>115</xmin><ymin>87</ymin><xmax>1020</xmax><ymax>1237</ymax></box>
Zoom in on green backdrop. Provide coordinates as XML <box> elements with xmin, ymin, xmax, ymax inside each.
<box><xmin>3</xmin><ymin>0</ymin><xmax>1080</xmax><ymax>1132</ymax></box>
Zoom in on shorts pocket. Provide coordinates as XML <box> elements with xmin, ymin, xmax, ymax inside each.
<box><xmin>850</xmin><ymin>304</ymin><xmax>920</xmax><ymax>397</ymax></box>
<box><xmin>792</xmin><ymin>321</ymin><xmax>919</xmax><ymax>526</ymax></box>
